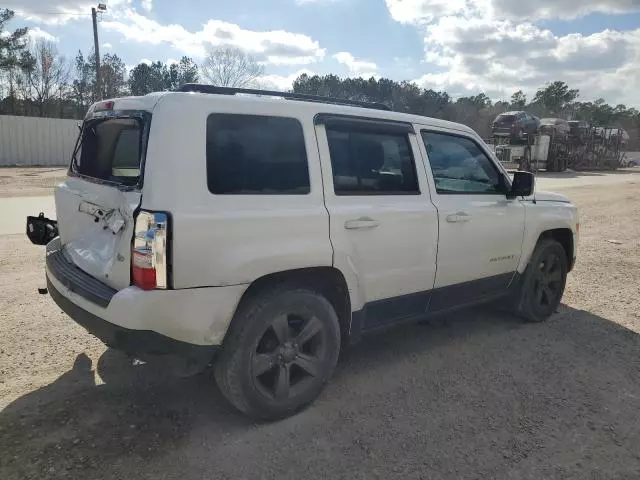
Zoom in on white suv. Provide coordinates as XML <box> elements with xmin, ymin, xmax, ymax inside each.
<box><xmin>28</xmin><ymin>84</ymin><xmax>579</xmax><ymax>420</ymax></box>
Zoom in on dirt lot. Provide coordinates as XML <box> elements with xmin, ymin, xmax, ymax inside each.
<box><xmin>1</xmin><ymin>171</ymin><xmax>640</xmax><ymax>480</ymax></box>
<box><xmin>0</xmin><ymin>168</ymin><xmax>67</xmax><ymax>198</ymax></box>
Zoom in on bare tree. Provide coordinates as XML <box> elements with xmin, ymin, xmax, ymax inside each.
<box><xmin>20</xmin><ymin>40</ymin><xmax>70</xmax><ymax>116</ymax></box>
<box><xmin>200</xmin><ymin>46</ymin><xmax>264</xmax><ymax>88</ymax></box>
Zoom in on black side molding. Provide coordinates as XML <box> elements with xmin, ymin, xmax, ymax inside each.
<box><xmin>349</xmin><ymin>272</ymin><xmax>517</xmax><ymax>337</ymax></box>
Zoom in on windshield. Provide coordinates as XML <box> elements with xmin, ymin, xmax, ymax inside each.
<box><xmin>71</xmin><ymin>116</ymin><xmax>147</xmax><ymax>186</ymax></box>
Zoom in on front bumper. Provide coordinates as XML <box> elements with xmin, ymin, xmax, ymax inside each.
<box><xmin>45</xmin><ymin>238</ymin><xmax>247</xmax><ymax>356</ymax></box>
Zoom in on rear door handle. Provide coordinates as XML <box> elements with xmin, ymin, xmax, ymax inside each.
<box><xmin>344</xmin><ymin>217</ymin><xmax>380</xmax><ymax>230</ymax></box>
<box><xmin>445</xmin><ymin>211</ymin><xmax>471</xmax><ymax>223</ymax></box>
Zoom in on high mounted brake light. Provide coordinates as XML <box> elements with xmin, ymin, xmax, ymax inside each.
<box><xmin>94</xmin><ymin>100</ymin><xmax>114</xmax><ymax>111</ymax></box>
<box><xmin>132</xmin><ymin>211</ymin><xmax>169</xmax><ymax>290</ymax></box>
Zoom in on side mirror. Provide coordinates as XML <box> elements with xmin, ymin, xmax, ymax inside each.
<box><xmin>508</xmin><ymin>171</ymin><xmax>535</xmax><ymax>198</ymax></box>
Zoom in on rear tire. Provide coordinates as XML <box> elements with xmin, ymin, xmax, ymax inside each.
<box><xmin>215</xmin><ymin>287</ymin><xmax>341</xmax><ymax>421</ymax></box>
<box><xmin>515</xmin><ymin>239</ymin><xmax>568</xmax><ymax>322</ymax></box>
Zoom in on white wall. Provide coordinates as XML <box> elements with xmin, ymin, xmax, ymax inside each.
<box><xmin>0</xmin><ymin>115</ymin><xmax>79</xmax><ymax>166</ymax></box>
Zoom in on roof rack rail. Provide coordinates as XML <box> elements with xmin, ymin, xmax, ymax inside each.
<box><xmin>177</xmin><ymin>83</ymin><xmax>391</xmax><ymax>111</ymax></box>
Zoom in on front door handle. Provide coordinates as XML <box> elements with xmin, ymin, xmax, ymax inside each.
<box><xmin>445</xmin><ymin>211</ymin><xmax>471</xmax><ymax>223</ymax></box>
<box><xmin>344</xmin><ymin>217</ymin><xmax>380</xmax><ymax>230</ymax></box>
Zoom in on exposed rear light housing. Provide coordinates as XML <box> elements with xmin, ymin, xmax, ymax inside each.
<box><xmin>132</xmin><ymin>211</ymin><xmax>169</xmax><ymax>290</ymax></box>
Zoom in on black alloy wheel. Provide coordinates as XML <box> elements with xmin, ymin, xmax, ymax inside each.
<box><xmin>516</xmin><ymin>239</ymin><xmax>568</xmax><ymax>322</ymax></box>
<box><xmin>215</xmin><ymin>288</ymin><xmax>341</xmax><ymax>420</ymax></box>
<box><xmin>251</xmin><ymin>313</ymin><xmax>327</xmax><ymax>401</ymax></box>
<box><xmin>532</xmin><ymin>251</ymin><xmax>563</xmax><ymax>311</ymax></box>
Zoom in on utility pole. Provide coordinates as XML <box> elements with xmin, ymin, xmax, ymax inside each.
<box><xmin>91</xmin><ymin>5</ymin><xmax>106</xmax><ymax>99</ymax></box>
<box><xmin>91</xmin><ymin>8</ymin><xmax>101</xmax><ymax>99</ymax></box>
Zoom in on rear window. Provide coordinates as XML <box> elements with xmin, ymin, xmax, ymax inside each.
<box><xmin>72</xmin><ymin>117</ymin><xmax>144</xmax><ymax>185</ymax></box>
<box><xmin>495</xmin><ymin>114</ymin><xmax>516</xmax><ymax>122</ymax></box>
<box><xmin>206</xmin><ymin>114</ymin><xmax>309</xmax><ymax>195</ymax></box>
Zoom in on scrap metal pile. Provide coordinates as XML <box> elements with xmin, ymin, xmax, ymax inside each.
<box><xmin>563</xmin><ymin>126</ymin><xmax>627</xmax><ymax>171</ymax></box>
<box><xmin>488</xmin><ymin>113</ymin><xmax>628</xmax><ymax>172</ymax></box>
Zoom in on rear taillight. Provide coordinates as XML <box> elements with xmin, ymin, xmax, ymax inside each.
<box><xmin>132</xmin><ymin>211</ymin><xmax>169</xmax><ymax>290</ymax></box>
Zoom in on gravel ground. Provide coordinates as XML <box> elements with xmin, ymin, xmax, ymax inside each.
<box><xmin>1</xmin><ymin>173</ymin><xmax>640</xmax><ymax>480</ymax></box>
<box><xmin>0</xmin><ymin>168</ymin><xmax>67</xmax><ymax>198</ymax></box>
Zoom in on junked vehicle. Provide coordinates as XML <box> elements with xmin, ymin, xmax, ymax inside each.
<box><xmin>491</xmin><ymin>111</ymin><xmax>539</xmax><ymax>143</ymax></box>
<box><xmin>539</xmin><ymin>118</ymin><xmax>571</xmax><ymax>138</ymax></box>
<box><xmin>568</xmin><ymin>120</ymin><xmax>590</xmax><ymax>139</ymax></box>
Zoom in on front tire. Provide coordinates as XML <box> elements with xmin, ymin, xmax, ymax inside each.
<box><xmin>215</xmin><ymin>288</ymin><xmax>341</xmax><ymax>421</ymax></box>
<box><xmin>515</xmin><ymin>239</ymin><xmax>568</xmax><ymax>322</ymax></box>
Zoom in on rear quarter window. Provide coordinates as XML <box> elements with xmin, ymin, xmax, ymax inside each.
<box><xmin>206</xmin><ymin>114</ymin><xmax>310</xmax><ymax>195</ymax></box>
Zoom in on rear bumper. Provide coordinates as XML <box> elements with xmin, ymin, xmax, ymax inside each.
<box><xmin>492</xmin><ymin>127</ymin><xmax>517</xmax><ymax>137</ymax></box>
<box><xmin>47</xmin><ymin>276</ymin><xmax>217</xmax><ymax>358</ymax></box>
<box><xmin>47</xmin><ymin>245</ymin><xmax>116</xmax><ymax>308</ymax></box>
<box><xmin>45</xmin><ymin>238</ymin><xmax>247</xmax><ymax>354</ymax></box>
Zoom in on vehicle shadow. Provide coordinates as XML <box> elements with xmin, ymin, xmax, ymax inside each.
<box><xmin>2</xmin><ymin>305</ymin><xmax>640</xmax><ymax>479</ymax></box>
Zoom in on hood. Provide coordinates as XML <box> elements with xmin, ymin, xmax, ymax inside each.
<box><xmin>529</xmin><ymin>190</ymin><xmax>571</xmax><ymax>203</ymax></box>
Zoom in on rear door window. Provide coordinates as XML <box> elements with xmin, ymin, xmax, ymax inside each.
<box><xmin>72</xmin><ymin>117</ymin><xmax>144</xmax><ymax>185</ymax></box>
<box><xmin>206</xmin><ymin>114</ymin><xmax>309</xmax><ymax>195</ymax></box>
<box><xmin>326</xmin><ymin>128</ymin><xmax>419</xmax><ymax>195</ymax></box>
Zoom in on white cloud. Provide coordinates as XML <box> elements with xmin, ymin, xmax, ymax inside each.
<box><xmin>333</xmin><ymin>51</ymin><xmax>378</xmax><ymax>77</ymax></box>
<box><xmin>258</xmin><ymin>69</ymin><xmax>315</xmax><ymax>90</ymax></box>
<box><xmin>385</xmin><ymin>0</ymin><xmax>479</xmax><ymax>24</ymax></box>
<box><xmin>385</xmin><ymin>0</ymin><xmax>640</xmax><ymax>23</ymax></box>
<box><xmin>27</xmin><ymin>27</ymin><xmax>59</xmax><ymax>43</ymax></box>
<box><xmin>102</xmin><ymin>42</ymin><xmax>113</xmax><ymax>49</ymax></box>
<box><xmin>491</xmin><ymin>0</ymin><xmax>640</xmax><ymax>21</ymax></box>
<box><xmin>412</xmin><ymin>16</ymin><xmax>640</xmax><ymax>105</ymax></box>
<box><xmin>7</xmin><ymin>0</ymin><xmax>133</xmax><ymax>25</ymax></box>
<box><xmin>385</xmin><ymin>0</ymin><xmax>640</xmax><ymax>105</ymax></box>
<box><xmin>8</xmin><ymin>1</ymin><xmax>91</xmax><ymax>25</ymax></box>
<box><xmin>141</xmin><ymin>0</ymin><xmax>153</xmax><ymax>12</ymax></box>
<box><xmin>100</xmin><ymin>10</ymin><xmax>325</xmax><ymax>65</ymax></box>
<box><xmin>139</xmin><ymin>58</ymin><xmax>152</xmax><ymax>65</ymax></box>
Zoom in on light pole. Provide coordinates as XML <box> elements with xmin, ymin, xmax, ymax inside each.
<box><xmin>92</xmin><ymin>3</ymin><xmax>107</xmax><ymax>99</ymax></box>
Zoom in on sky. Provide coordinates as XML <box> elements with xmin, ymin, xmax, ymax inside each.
<box><xmin>5</xmin><ymin>0</ymin><xmax>640</xmax><ymax>106</ymax></box>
